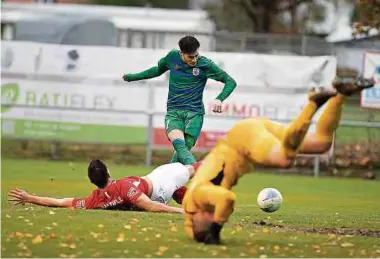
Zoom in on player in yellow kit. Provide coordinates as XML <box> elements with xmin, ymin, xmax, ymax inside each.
<box><xmin>182</xmin><ymin>77</ymin><xmax>375</xmax><ymax>244</ymax></box>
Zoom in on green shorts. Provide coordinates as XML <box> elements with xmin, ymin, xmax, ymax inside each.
<box><xmin>165</xmin><ymin>109</ymin><xmax>204</xmax><ymax>141</ymax></box>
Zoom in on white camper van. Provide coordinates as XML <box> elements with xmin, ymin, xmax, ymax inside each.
<box><xmin>1</xmin><ymin>3</ymin><xmax>215</xmax><ymax>50</ymax></box>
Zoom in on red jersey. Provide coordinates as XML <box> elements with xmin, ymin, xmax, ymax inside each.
<box><xmin>72</xmin><ymin>176</ymin><xmax>149</xmax><ymax>210</ymax></box>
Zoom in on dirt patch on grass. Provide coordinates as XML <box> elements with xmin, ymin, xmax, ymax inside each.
<box><xmin>253</xmin><ymin>220</ymin><xmax>380</xmax><ymax>238</ymax></box>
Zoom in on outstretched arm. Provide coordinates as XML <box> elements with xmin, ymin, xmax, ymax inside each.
<box><xmin>204</xmin><ymin>62</ymin><xmax>237</xmax><ymax>113</ymax></box>
<box><xmin>133</xmin><ymin>193</ymin><xmax>183</xmax><ymax>214</ymax></box>
<box><xmin>8</xmin><ymin>188</ymin><xmax>73</xmax><ymax>208</ymax></box>
<box><xmin>123</xmin><ymin>55</ymin><xmax>169</xmax><ymax>82</ymax></box>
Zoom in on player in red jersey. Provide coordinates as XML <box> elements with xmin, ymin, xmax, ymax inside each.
<box><xmin>8</xmin><ymin>159</ymin><xmax>199</xmax><ymax>213</ymax></box>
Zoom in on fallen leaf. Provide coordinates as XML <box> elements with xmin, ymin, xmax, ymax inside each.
<box><xmin>158</xmin><ymin>246</ymin><xmax>168</xmax><ymax>253</ymax></box>
<box><xmin>123</xmin><ymin>250</ymin><xmax>129</xmax><ymax>254</ymax></box>
<box><xmin>6</xmin><ymin>214</ymin><xmax>11</xmax><ymax>218</ymax></box>
<box><xmin>18</xmin><ymin>216</ymin><xmax>24</xmax><ymax>219</ymax></box>
<box><xmin>155</xmin><ymin>233</ymin><xmax>162</xmax><ymax>238</ymax></box>
<box><xmin>17</xmin><ymin>243</ymin><xmax>28</xmax><ymax>250</ymax></box>
<box><xmin>69</xmin><ymin>244</ymin><xmax>76</xmax><ymax>249</ymax></box>
<box><xmin>32</xmin><ymin>235</ymin><xmax>43</xmax><ymax>244</ymax></box>
<box><xmin>259</xmin><ymin>255</ymin><xmax>267</xmax><ymax>258</ymax></box>
<box><xmin>211</xmin><ymin>250</ymin><xmax>218</xmax><ymax>256</ymax></box>
<box><xmin>230</xmin><ymin>231</ymin><xmax>236</xmax><ymax>235</ymax></box>
<box><xmin>52</xmin><ymin>222</ymin><xmax>58</xmax><ymax>227</ymax></box>
<box><xmin>273</xmin><ymin>245</ymin><xmax>280</xmax><ymax>251</ymax></box>
<box><xmin>288</xmin><ymin>243</ymin><xmax>294</xmax><ymax>247</ymax></box>
<box><xmin>312</xmin><ymin>245</ymin><xmax>320</xmax><ymax>249</ymax></box>
<box><xmin>25</xmin><ymin>233</ymin><xmax>33</xmax><ymax>238</ymax></box>
<box><xmin>263</xmin><ymin>228</ymin><xmax>269</xmax><ymax>233</ymax></box>
<box><xmin>89</xmin><ymin>232</ymin><xmax>99</xmax><ymax>238</ymax></box>
<box><xmin>220</xmin><ymin>246</ymin><xmax>227</xmax><ymax>250</ymax></box>
<box><xmin>49</xmin><ymin>233</ymin><xmax>56</xmax><ymax>239</ymax></box>
<box><xmin>132</xmin><ymin>218</ymin><xmax>139</xmax><ymax>222</ymax></box>
<box><xmin>341</xmin><ymin>242</ymin><xmax>354</xmax><ymax>248</ymax></box>
<box><xmin>124</xmin><ymin>225</ymin><xmax>131</xmax><ymax>230</ymax></box>
<box><xmin>45</xmin><ymin>227</ymin><xmax>52</xmax><ymax>230</ymax></box>
<box><xmin>49</xmin><ymin>210</ymin><xmax>56</xmax><ymax>215</ymax></box>
<box><xmin>116</xmin><ymin>232</ymin><xmax>125</xmax><ymax>243</ymax></box>
<box><xmin>59</xmin><ymin>243</ymin><xmax>69</xmax><ymax>248</ymax></box>
<box><xmin>27</xmin><ymin>223</ymin><xmax>33</xmax><ymax>226</ymax></box>
<box><xmin>173</xmin><ymin>254</ymin><xmax>181</xmax><ymax>258</ymax></box>
<box><xmin>236</xmin><ymin>226</ymin><xmax>243</xmax><ymax>232</ymax></box>
<box><xmin>142</xmin><ymin>227</ymin><xmax>148</xmax><ymax>232</ymax></box>
<box><xmin>259</xmin><ymin>246</ymin><xmax>265</xmax><ymax>252</ymax></box>
<box><xmin>15</xmin><ymin>232</ymin><xmax>24</xmax><ymax>238</ymax></box>
<box><xmin>170</xmin><ymin>226</ymin><xmax>178</xmax><ymax>232</ymax></box>
<box><xmin>131</xmin><ymin>238</ymin><xmax>137</xmax><ymax>242</ymax></box>
<box><xmin>98</xmin><ymin>224</ymin><xmax>104</xmax><ymax>228</ymax></box>
<box><xmin>144</xmin><ymin>238</ymin><xmax>150</xmax><ymax>242</ymax></box>
<box><xmin>239</xmin><ymin>252</ymin><xmax>247</xmax><ymax>256</ymax></box>
<box><xmin>155</xmin><ymin>252</ymin><xmax>163</xmax><ymax>256</ymax></box>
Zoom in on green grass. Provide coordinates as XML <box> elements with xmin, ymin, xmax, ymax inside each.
<box><xmin>2</xmin><ymin>158</ymin><xmax>380</xmax><ymax>258</ymax></box>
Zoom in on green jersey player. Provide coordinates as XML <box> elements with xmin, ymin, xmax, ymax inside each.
<box><xmin>122</xmin><ymin>35</ymin><xmax>237</xmax><ymax>165</ymax></box>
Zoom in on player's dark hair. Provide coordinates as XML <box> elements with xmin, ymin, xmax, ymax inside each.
<box><xmin>88</xmin><ymin>159</ymin><xmax>109</xmax><ymax>188</ymax></box>
<box><xmin>178</xmin><ymin>35</ymin><xmax>200</xmax><ymax>54</ymax></box>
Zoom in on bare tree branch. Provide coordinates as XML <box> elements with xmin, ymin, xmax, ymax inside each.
<box><xmin>239</xmin><ymin>0</ymin><xmax>259</xmax><ymax>29</ymax></box>
<box><xmin>276</xmin><ymin>0</ymin><xmax>312</xmax><ymax>12</ymax></box>
<box><xmin>239</xmin><ymin>0</ymin><xmax>259</xmax><ymax>17</ymax></box>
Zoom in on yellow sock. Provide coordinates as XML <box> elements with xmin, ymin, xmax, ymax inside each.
<box><xmin>316</xmin><ymin>95</ymin><xmax>345</xmax><ymax>143</ymax></box>
<box><xmin>281</xmin><ymin>102</ymin><xmax>318</xmax><ymax>158</ymax></box>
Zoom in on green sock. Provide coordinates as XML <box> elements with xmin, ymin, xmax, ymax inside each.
<box><xmin>171</xmin><ymin>136</ymin><xmax>196</xmax><ymax>163</ymax></box>
<box><xmin>172</xmin><ymin>138</ymin><xmax>196</xmax><ymax>165</ymax></box>
<box><xmin>170</xmin><ymin>152</ymin><xmax>179</xmax><ymax>163</ymax></box>
<box><xmin>185</xmin><ymin>135</ymin><xmax>196</xmax><ymax>150</ymax></box>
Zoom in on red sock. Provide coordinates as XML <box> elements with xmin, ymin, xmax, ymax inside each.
<box><xmin>172</xmin><ymin>186</ymin><xmax>187</xmax><ymax>205</ymax></box>
<box><xmin>192</xmin><ymin>161</ymin><xmax>203</xmax><ymax>173</ymax></box>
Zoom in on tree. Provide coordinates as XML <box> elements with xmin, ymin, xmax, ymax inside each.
<box><xmin>90</xmin><ymin>0</ymin><xmax>189</xmax><ymax>9</ymax></box>
<box><xmin>204</xmin><ymin>0</ymin><xmax>314</xmax><ymax>33</ymax></box>
<box><xmin>351</xmin><ymin>0</ymin><xmax>380</xmax><ymax>38</ymax></box>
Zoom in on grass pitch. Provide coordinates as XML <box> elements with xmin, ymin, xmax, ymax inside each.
<box><xmin>1</xmin><ymin>158</ymin><xmax>380</xmax><ymax>258</ymax></box>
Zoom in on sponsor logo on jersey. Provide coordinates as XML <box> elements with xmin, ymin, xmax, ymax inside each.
<box><xmin>127</xmin><ymin>187</ymin><xmax>138</xmax><ymax>198</ymax></box>
<box><xmin>193</xmin><ymin>68</ymin><xmax>200</xmax><ymax>76</ymax></box>
<box><xmin>76</xmin><ymin>199</ymin><xmax>86</xmax><ymax>209</ymax></box>
<box><xmin>132</xmin><ymin>179</ymin><xmax>141</xmax><ymax>188</ymax></box>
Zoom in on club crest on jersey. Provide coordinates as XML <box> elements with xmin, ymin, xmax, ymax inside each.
<box><xmin>192</xmin><ymin>68</ymin><xmax>200</xmax><ymax>76</ymax></box>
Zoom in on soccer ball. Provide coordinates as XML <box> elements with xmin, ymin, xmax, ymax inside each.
<box><xmin>257</xmin><ymin>188</ymin><xmax>283</xmax><ymax>213</ymax></box>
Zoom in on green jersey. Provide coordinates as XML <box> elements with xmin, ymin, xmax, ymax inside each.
<box><xmin>126</xmin><ymin>50</ymin><xmax>237</xmax><ymax>114</ymax></box>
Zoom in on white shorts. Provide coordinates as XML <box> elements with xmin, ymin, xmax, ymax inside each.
<box><xmin>145</xmin><ymin>163</ymin><xmax>190</xmax><ymax>204</ymax></box>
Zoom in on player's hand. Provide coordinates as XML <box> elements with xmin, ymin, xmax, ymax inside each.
<box><xmin>212</xmin><ymin>99</ymin><xmax>223</xmax><ymax>113</ymax></box>
<box><xmin>8</xmin><ymin>188</ymin><xmax>29</xmax><ymax>205</ymax></box>
<box><xmin>122</xmin><ymin>74</ymin><xmax>131</xmax><ymax>82</ymax></box>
